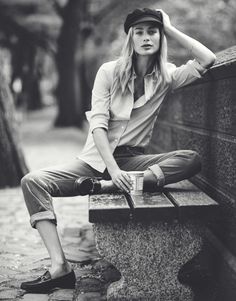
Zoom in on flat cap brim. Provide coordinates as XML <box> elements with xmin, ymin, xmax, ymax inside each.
<box><xmin>130</xmin><ymin>16</ymin><xmax>163</xmax><ymax>28</ymax></box>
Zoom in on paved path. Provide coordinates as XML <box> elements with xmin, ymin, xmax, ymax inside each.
<box><xmin>0</xmin><ymin>108</ymin><xmax>119</xmax><ymax>301</ymax></box>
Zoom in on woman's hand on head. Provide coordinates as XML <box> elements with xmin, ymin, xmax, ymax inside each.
<box><xmin>156</xmin><ymin>9</ymin><xmax>173</xmax><ymax>34</ymax></box>
<box><xmin>109</xmin><ymin>168</ymin><xmax>132</xmax><ymax>193</ymax></box>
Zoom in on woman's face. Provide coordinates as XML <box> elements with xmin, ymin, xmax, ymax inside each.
<box><xmin>132</xmin><ymin>22</ymin><xmax>161</xmax><ymax>56</ymax></box>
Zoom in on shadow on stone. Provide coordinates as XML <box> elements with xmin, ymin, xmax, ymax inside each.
<box><xmin>93</xmin><ymin>259</ymin><xmax>121</xmax><ymax>283</ymax></box>
<box><xmin>178</xmin><ymin>249</ymin><xmax>220</xmax><ymax>301</ymax></box>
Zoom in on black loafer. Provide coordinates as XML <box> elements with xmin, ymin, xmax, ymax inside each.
<box><xmin>20</xmin><ymin>270</ymin><xmax>76</xmax><ymax>293</ymax></box>
<box><xmin>74</xmin><ymin>177</ymin><xmax>101</xmax><ymax>195</ymax></box>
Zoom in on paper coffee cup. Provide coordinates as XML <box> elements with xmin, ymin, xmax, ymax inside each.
<box><xmin>127</xmin><ymin>171</ymin><xmax>144</xmax><ymax>195</ymax></box>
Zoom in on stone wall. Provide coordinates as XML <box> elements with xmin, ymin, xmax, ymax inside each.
<box><xmin>149</xmin><ymin>46</ymin><xmax>236</xmax><ymax>259</ymax></box>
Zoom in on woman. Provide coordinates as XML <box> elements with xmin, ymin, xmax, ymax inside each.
<box><xmin>20</xmin><ymin>8</ymin><xmax>216</xmax><ymax>292</ymax></box>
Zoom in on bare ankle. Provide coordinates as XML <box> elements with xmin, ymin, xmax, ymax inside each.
<box><xmin>100</xmin><ymin>180</ymin><xmax>116</xmax><ymax>193</ymax></box>
<box><xmin>50</xmin><ymin>260</ymin><xmax>71</xmax><ymax>278</ymax></box>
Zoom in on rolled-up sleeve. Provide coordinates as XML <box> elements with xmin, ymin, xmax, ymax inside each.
<box><xmin>90</xmin><ymin>64</ymin><xmax>111</xmax><ymax>132</ymax></box>
<box><xmin>170</xmin><ymin>59</ymin><xmax>207</xmax><ymax>91</ymax></box>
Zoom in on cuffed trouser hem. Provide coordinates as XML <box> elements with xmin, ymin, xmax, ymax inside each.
<box><xmin>148</xmin><ymin>164</ymin><xmax>165</xmax><ymax>187</ymax></box>
<box><xmin>30</xmin><ymin>211</ymin><xmax>57</xmax><ymax>229</ymax></box>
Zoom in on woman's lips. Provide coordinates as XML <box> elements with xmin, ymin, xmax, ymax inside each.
<box><xmin>141</xmin><ymin>44</ymin><xmax>152</xmax><ymax>48</ymax></box>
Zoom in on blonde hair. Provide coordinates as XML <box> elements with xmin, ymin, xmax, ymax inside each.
<box><xmin>113</xmin><ymin>26</ymin><xmax>171</xmax><ymax>94</ymax></box>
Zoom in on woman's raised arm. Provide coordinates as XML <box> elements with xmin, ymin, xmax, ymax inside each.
<box><xmin>158</xmin><ymin>9</ymin><xmax>216</xmax><ymax>69</ymax></box>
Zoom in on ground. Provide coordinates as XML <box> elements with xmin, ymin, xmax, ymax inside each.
<box><xmin>0</xmin><ymin>107</ymin><xmax>120</xmax><ymax>301</ymax></box>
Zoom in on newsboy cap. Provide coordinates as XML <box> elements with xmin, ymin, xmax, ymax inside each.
<box><xmin>124</xmin><ymin>8</ymin><xmax>163</xmax><ymax>34</ymax></box>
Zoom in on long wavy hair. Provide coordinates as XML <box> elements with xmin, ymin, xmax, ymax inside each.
<box><xmin>113</xmin><ymin>26</ymin><xmax>171</xmax><ymax>94</ymax></box>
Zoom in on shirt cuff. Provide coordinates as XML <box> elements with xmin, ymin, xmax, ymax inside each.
<box><xmin>187</xmin><ymin>59</ymin><xmax>208</xmax><ymax>78</ymax></box>
<box><xmin>90</xmin><ymin>116</ymin><xmax>109</xmax><ymax>133</ymax></box>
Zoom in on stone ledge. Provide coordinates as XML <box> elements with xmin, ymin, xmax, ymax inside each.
<box><xmin>177</xmin><ymin>46</ymin><xmax>236</xmax><ymax>87</ymax></box>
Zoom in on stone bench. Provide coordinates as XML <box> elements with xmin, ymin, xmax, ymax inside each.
<box><xmin>89</xmin><ymin>180</ymin><xmax>219</xmax><ymax>301</ymax></box>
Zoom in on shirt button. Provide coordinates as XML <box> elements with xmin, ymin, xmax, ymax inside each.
<box><xmin>121</xmin><ymin>126</ymin><xmax>124</xmax><ymax>129</ymax></box>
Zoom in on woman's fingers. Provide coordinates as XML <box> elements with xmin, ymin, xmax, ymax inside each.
<box><xmin>116</xmin><ymin>179</ymin><xmax>129</xmax><ymax>193</ymax></box>
<box><xmin>122</xmin><ymin>172</ymin><xmax>132</xmax><ymax>185</ymax></box>
<box><xmin>120</xmin><ymin>173</ymin><xmax>132</xmax><ymax>192</ymax></box>
<box><xmin>113</xmin><ymin>171</ymin><xmax>132</xmax><ymax>193</ymax></box>
<box><xmin>156</xmin><ymin>9</ymin><xmax>172</xmax><ymax>30</ymax></box>
<box><xmin>156</xmin><ymin>8</ymin><xmax>167</xmax><ymax>18</ymax></box>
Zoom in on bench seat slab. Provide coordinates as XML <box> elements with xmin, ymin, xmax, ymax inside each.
<box><xmin>128</xmin><ymin>192</ymin><xmax>176</xmax><ymax>221</ymax></box>
<box><xmin>89</xmin><ymin>193</ymin><xmax>130</xmax><ymax>223</ymax></box>
<box><xmin>164</xmin><ymin>180</ymin><xmax>219</xmax><ymax>221</ymax></box>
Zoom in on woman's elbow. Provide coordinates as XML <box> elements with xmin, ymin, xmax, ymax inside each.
<box><xmin>208</xmin><ymin>52</ymin><xmax>216</xmax><ymax>66</ymax></box>
<box><xmin>203</xmin><ymin>53</ymin><xmax>216</xmax><ymax>69</ymax></box>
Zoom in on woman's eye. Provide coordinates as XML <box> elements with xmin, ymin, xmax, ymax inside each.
<box><xmin>148</xmin><ymin>30</ymin><xmax>156</xmax><ymax>35</ymax></box>
<box><xmin>135</xmin><ymin>31</ymin><xmax>143</xmax><ymax>35</ymax></box>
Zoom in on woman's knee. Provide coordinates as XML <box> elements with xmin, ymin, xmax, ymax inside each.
<box><xmin>21</xmin><ymin>171</ymin><xmax>45</xmax><ymax>190</ymax></box>
<box><xmin>185</xmin><ymin>150</ymin><xmax>202</xmax><ymax>174</ymax></box>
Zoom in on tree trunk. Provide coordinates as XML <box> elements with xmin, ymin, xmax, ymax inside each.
<box><xmin>55</xmin><ymin>0</ymin><xmax>85</xmax><ymax>127</ymax></box>
<box><xmin>0</xmin><ymin>71</ymin><xmax>28</xmax><ymax>187</ymax></box>
<box><xmin>11</xmin><ymin>43</ymin><xmax>43</xmax><ymax>110</ymax></box>
<box><xmin>22</xmin><ymin>46</ymin><xmax>43</xmax><ymax>110</ymax></box>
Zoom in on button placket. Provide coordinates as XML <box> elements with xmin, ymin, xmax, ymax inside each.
<box><xmin>145</xmin><ymin>76</ymin><xmax>153</xmax><ymax>101</ymax></box>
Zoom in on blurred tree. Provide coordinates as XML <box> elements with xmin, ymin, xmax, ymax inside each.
<box><xmin>0</xmin><ymin>69</ymin><xmax>28</xmax><ymax>187</ymax></box>
<box><xmin>11</xmin><ymin>42</ymin><xmax>43</xmax><ymax>110</ymax></box>
<box><xmin>53</xmin><ymin>0</ymin><xmax>120</xmax><ymax>126</ymax></box>
<box><xmin>0</xmin><ymin>0</ymin><xmax>57</xmax><ymax>110</ymax></box>
<box><xmin>0</xmin><ymin>0</ymin><xmax>235</xmax><ymax>128</ymax></box>
<box><xmin>54</xmin><ymin>0</ymin><xmax>89</xmax><ymax>127</ymax></box>
<box><xmin>91</xmin><ymin>0</ymin><xmax>236</xmax><ymax>65</ymax></box>
<box><xmin>0</xmin><ymin>0</ymin><xmax>120</xmax><ymax>126</ymax></box>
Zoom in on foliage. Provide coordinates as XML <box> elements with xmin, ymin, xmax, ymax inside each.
<box><xmin>0</xmin><ymin>0</ymin><xmax>235</xmax><ymax>125</ymax></box>
<box><xmin>91</xmin><ymin>0</ymin><xmax>236</xmax><ymax>65</ymax></box>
